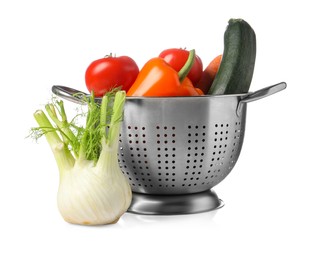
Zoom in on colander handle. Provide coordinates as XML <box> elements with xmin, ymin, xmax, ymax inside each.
<box><xmin>51</xmin><ymin>85</ymin><xmax>90</xmax><ymax>104</ymax></box>
<box><xmin>236</xmin><ymin>82</ymin><xmax>287</xmax><ymax>116</ymax></box>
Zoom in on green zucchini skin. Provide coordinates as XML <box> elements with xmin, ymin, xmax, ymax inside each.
<box><xmin>208</xmin><ymin>19</ymin><xmax>256</xmax><ymax>95</ymax></box>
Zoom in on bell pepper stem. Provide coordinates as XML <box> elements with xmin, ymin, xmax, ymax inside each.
<box><xmin>178</xmin><ymin>49</ymin><xmax>195</xmax><ymax>82</ymax></box>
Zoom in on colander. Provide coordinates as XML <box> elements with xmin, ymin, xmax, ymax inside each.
<box><xmin>52</xmin><ymin>82</ymin><xmax>286</xmax><ymax>215</ymax></box>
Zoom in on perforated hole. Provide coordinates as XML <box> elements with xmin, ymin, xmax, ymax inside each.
<box><xmin>199</xmin><ymin>122</ymin><xmax>231</xmax><ymax>184</ymax></box>
<box><xmin>151</xmin><ymin>125</ymin><xmax>178</xmax><ymax>188</ymax></box>
<box><xmin>225</xmin><ymin>121</ymin><xmax>244</xmax><ymax>171</ymax></box>
<box><xmin>183</xmin><ymin>125</ymin><xmax>208</xmax><ymax>187</ymax></box>
<box><xmin>119</xmin><ymin>119</ymin><xmax>245</xmax><ymax>192</ymax></box>
<box><xmin>118</xmin><ymin>125</ymin><xmax>152</xmax><ymax>188</ymax></box>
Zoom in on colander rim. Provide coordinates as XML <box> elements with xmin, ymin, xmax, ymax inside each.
<box><xmin>90</xmin><ymin>93</ymin><xmax>251</xmax><ymax>102</ymax></box>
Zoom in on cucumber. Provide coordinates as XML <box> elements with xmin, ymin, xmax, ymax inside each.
<box><xmin>208</xmin><ymin>19</ymin><xmax>256</xmax><ymax>95</ymax></box>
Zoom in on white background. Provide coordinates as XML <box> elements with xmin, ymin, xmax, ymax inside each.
<box><xmin>1</xmin><ymin>0</ymin><xmax>318</xmax><ymax>259</ymax></box>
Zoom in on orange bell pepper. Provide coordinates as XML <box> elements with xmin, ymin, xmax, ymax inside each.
<box><xmin>127</xmin><ymin>50</ymin><xmax>203</xmax><ymax>97</ymax></box>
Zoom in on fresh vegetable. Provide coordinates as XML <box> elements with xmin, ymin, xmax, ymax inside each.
<box><xmin>159</xmin><ymin>48</ymin><xmax>203</xmax><ymax>85</ymax></box>
<box><xmin>85</xmin><ymin>54</ymin><xmax>139</xmax><ymax>96</ymax></box>
<box><xmin>196</xmin><ymin>54</ymin><xmax>222</xmax><ymax>94</ymax></box>
<box><xmin>127</xmin><ymin>49</ymin><xmax>203</xmax><ymax>97</ymax></box>
<box><xmin>31</xmin><ymin>90</ymin><xmax>132</xmax><ymax>225</ymax></box>
<box><xmin>208</xmin><ymin>19</ymin><xmax>256</xmax><ymax>95</ymax></box>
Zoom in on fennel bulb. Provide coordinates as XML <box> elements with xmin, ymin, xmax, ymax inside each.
<box><xmin>32</xmin><ymin>90</ymin><xmax>132</xmax><ymax>225</ymax></box>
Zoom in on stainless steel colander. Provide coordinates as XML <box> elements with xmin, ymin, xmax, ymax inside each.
<box><xmin>52</xmin><ymin>82</ymin><xmax>286</xmax><ymax>215</ymax></box>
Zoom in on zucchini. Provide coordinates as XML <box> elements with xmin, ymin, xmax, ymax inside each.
<box><xmin>208</xmin><ymin>18</ymin><xmax>256</xmax><ymax>95</ymax></box>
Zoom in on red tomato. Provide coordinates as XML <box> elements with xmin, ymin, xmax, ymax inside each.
<box><xmin>159</xmin><ymin>48</ymin><xmax>203</xmax><ymax>85</ymax></box>
<box><xmin>85</xmin><ymin>55</ymin><xmax>139</xmax><ymax>96</ymax></box>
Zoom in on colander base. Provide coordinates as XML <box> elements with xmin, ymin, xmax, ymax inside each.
<box><xmin>127</xmin><ymin>189</ymin><xmax>224</xmax><ymax>215</ymax></box>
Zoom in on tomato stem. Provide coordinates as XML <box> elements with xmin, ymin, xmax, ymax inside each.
<box><xmin>104</xmin><ymin>53</ymin><xmax>113</xmax><ymax>58</ymax></box>
<box><xmin>178</xmin><ymin>49</ymin><xmax>195</xmax><ymax>82</ymax></box>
